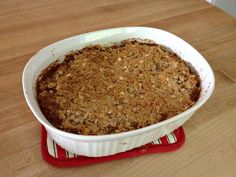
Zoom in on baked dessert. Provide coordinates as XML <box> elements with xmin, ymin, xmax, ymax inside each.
<box><xmin>36</xmin><ymin>39</ymin><xmax>201</xmax><ymax>135</ymax></box>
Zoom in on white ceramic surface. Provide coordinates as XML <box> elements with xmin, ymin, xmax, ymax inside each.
<box><xmin>22</xmin><ymin>27</ymin><xmax>215</xmax><ymax>157</ymax></box>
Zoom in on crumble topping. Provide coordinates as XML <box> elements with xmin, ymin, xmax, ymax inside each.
<box><xmin>36</xmin><ymin>40</ymin><xmax>201</xmax><ymax>135</ymax></box>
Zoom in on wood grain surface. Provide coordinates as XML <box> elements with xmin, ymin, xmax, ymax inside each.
<box><xmin>0</xmin><ymin>0</ymin><xmax>236</xmax><ymax>176</ymax></box>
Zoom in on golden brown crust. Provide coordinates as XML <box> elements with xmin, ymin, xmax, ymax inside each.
<box><xmin>36</xmin><ymin>40</ymin><xmax>201</xmax><ymax>135</ymax></box>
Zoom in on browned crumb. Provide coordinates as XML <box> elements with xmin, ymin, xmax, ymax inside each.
<box><xmin>36</xmin><ymin>39</ymin><xmax>201</xmax><ymax>135</ymax></box>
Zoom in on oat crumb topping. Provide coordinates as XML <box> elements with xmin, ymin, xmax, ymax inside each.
<box><xmin>36</xmin><ymin>39</ymin><xmax>201</xmax><ymax>135</ymax></box>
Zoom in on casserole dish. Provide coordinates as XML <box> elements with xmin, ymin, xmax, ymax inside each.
<box><xmin>22</xmin><ymin>27</ymin><xmax>215</xmax><ymax>157</ymax></box>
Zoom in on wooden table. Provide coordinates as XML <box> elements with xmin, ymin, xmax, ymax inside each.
<box><xmin>1</xmin><ymin>0</ymin><xmax>236</xmax><ymax>176</ymax></box>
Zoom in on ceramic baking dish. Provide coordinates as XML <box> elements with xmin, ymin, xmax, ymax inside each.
<box><xmin>22</xmin><ymin>27</ymin><xmax>215</xmax><ymax>157</ymax></box>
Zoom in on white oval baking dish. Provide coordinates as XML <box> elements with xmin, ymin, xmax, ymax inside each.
<box><xmin>22</xmin><ymin>27</ymin><xmax>215</xmax><ymax>157</ymax></box>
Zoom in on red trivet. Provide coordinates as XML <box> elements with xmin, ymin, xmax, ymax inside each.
<box><xmin>41</xmin><ymin>126</ymin><xmax>185</xmax><ymax>167</ymax></box>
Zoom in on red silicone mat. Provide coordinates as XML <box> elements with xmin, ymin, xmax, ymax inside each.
<box><xmin>41</xmin><ymin>126</ymin><xmax>185</xmax><ymax>167</ymax></box>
